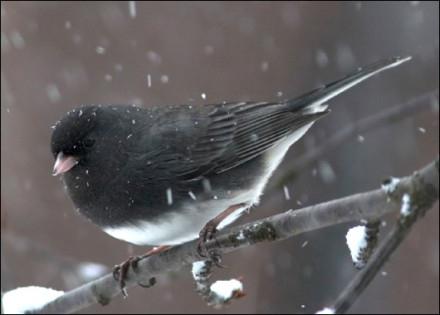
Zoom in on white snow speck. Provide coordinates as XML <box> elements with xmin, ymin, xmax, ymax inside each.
<box><xmin>77</xmin><ymin>262</ymin><xmax>107</xmax><ymax>281</ymax></box>
<box><xmin>202</xmin><ymin>178</ymin><xmax>212</xmax><ymax>192</ymax></box>
<box><xmin>336</xmin><ymin>43</ymin><xmax>355</xmax><ymax>71</ymax></box>
<box><xmin>283</xmin><ymin>185</ymin><xmax>291</xmax><ymax>200</ymax></box>
<box><xmin>301</xmin><ymin>240</ymin><xmax>309</xmax><ymax>248</ymax></box>
<box><xmin>315</xmin><ymin>49</ymin><xmax>329</xmax><ymax>68</ymax></box>
<box><xmin>2</xmin><ymin>286</ymin><xmax>64</xmax><ymax>314</ymax></box>
<box><xmin>188</xmin><ymin>191</ymin><xmax>197</xmax><ymax>200</ymax></box>
<box><xmin>301</xmin><ymin>304</ymin><xmax>306</xmax><ymax>309</ymax></box>
<box><xmin>132</xmin><ymin>119</ymin><xmax>136</xmax><ymax>125</ymax></box>
<box><xmin>126</xmin><ymin>133</ymin><xmax>132</xmax><ymax>139</ymax></box>
<box><xmin>357</xmin><ymin>135</ymin><xmax>365</xmax><ymax>143</ymax></box>
<box><xmin>65</xmin><ymin>21</ymin><xmax>72</xmax><ymax>29</ymax></box>
<box><xmin>78</xmin><ymin>109</ymin><xmax>83</xmax><ymax>117</ymax></box>
<box><xmin>400</xmin><ymin>193</ymin><xmax>412</xmax><ymax>217</ymax></box>
<box><xmin>10</xmin><ymin>30</ymin><xmax>25</xmax><ymax>49</ymax></box>
<box><xmin>210</xmin><ymin>279</ymin><xmax>243</xmax><ymax>301</ymax></box>
<box><xmin>166</xmin><ymin>187</ymin><xmax>173</xmax><ymax>205</ymax></box>
<box><xmin>237</xmin><ymin>230</ymin><xmax>245</xmax><ymax>240</ymax></box>
<box><xmin>418</xmin><ymin>127</ymin><xmax>426</xmax><ymax>134</ymax></box>
<box><xmin>147</xmin><ymin>74</ymin><xmax>152</xmax><ymax>87</ymax></box>
<box><xmin>276</xmin><ymin>91</ymin><xmax>283</xmax><ymax>97</ymax></box>
<box><xmin>114</xmin><ymin>63</ymin><xmax>123</xmax><ymax>72</ymax></box>
<box><xmin>316</xmin><ymin>307</ymin><xmax>335</xmax><ymax>314</ymax></box>
<box><xmin>147</xmin><ymin>50</ymin><xmax>162</xmax><ymax>64</ymax></box>
<box><xmin>204</xmin><ymin>45</ymin><xmax>214</xmax><ymax>55</ymax></box>
<box><xmin>104</xmin><ymin>74</ymin><xmax>113</xmax><ymax>81</ymax></box>
<box><xmin>191</xmin><ymin>260</ymin><xmax>207</xmax><ymax>281</ymax></box>
<box><xmin>160</xmin><ymin>74</ymin><xmax>169</xmax><ymax>83</ymax></box>
<box><xmin>96</xmin><ymin>46</ymin><xmax>106</xmax><ymax>54</ymax></box>
<box><xmin>128</xmin><ymin>1</ymin><xmax>136</xmax><ymax>18</ymax></box>
<box><xmin>46</xmin><ymin>83</ymin><xmax>61</xmax><ymax>103</ymax></box>
<box><xmin>381</xmin><ymin>271</ymin><xmax>388</xmax><ymax>276</ymax></box>
<box><xmin>346</xmin><ymin>225</ymin><xmax>368</xmax><ymax>266</ymax></box>
<box><xmin>201</xmin><ymin>93</ymin><xmax>207</xmax><ymax>100</ymax></box>
<box><xmin>381</xmin><ymin>177</ymin><xmax>400</xmax><ymax>194</ymax></box>
<box><xmin>318</xmin><ymin>160</ymin><xmax>336</xmax><ymax>183</ymax></box>
<box><xmin>260</xmin><ymin>61</ymin><xmax>269</xmax><ymax>72</ymax></box>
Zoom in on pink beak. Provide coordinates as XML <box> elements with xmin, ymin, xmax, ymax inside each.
<box><xmin>52</xmin><ymin>152</ymin><xmax>78</xmax><ymax>176</ymax></box>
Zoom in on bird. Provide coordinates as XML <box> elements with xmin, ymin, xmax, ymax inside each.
<box><xmin>51</xmin><ymin>56</ymin><xmax>411</xmax><ymax>292</ymax></box>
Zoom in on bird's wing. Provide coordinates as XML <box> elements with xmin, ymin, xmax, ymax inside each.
<box><xmin>198</xmin><ymin>102</ymin><xmax>328</xmax><ymax>176</ymax></box>
<box><xmin>131</xmin><ymin>56</ymin><xmax>411</xmax><ymax>182</ymax></box>
<box><xmin>132</xmin><ymin>102</ymin><xmax>327</xmax><ymax>182</ymax></box>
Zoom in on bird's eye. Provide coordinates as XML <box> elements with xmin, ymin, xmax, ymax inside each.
<box><xmin>83</xmin><ymin>138</ymin><xmax>95</xmax><ymax>148</ymax></box>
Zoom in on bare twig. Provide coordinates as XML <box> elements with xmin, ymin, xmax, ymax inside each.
<box><xmin>271</xmin><ymin>90</ymin><xmax>438</xmax><ymax>189</ymax></box>
<box><xmin>36</xmin><ymin>158</ymin><xmax>438</xmax><ymax>314</ymax></box>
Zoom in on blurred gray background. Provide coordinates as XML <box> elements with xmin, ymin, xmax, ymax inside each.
<box><xmin>1</xmin><ymin>1</ymin><xmax>438</xmax><ymax>313</ymax></box>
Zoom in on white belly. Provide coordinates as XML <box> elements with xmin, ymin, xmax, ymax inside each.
<box><xmin>104</xmin><ymin>122</ymin><xmax>315</xmax><ymax>246</ymax></box>
<box><xmin>103</xmin><ymin>196</ymin><xmax>251</xmax><ymax>246</ymax></box>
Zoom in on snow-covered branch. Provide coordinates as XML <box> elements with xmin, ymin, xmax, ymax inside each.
<box><xmin>328</xmin><ymin>162</ymin><xmax>438</xmax><ymax>313</ymax></box>
<box><xmin>191</xmin><ymin>260</ymin><xmax>244</xmax><ymax>308</ymax></box>
<box><xmin>27</xmin><ymin>157</ymin><xmax>438</xmax><ymax>314</ymax></box>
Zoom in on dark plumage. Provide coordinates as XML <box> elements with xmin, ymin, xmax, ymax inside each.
<box><xmin>51</xmin><ymin>56</ymin><xmax>410</xmax><ymax>247</ymax></box>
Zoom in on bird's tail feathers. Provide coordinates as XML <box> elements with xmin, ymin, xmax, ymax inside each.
<box><xmin>287</xmin><ymin>56</ymin><xmax>412</xmax><ymax>113</ymax></box>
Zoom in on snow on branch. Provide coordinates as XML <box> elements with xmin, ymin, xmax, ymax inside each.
<box><xmin>326</xmin><ymin>159</ymin><xmax>438</xmax><ymax>313</ymax></box>
<box><xmin>2</xmin><ymin>286</ymin><xmax>64</xmax><ymax>314</ymax></box>
<box><xmin>28</xmin><ymin>157</ymin><xmax>438</xmax><ymax>314</ymax></box>
<box><xmin>191</xmin><ymin>260</ymin><xmax>244</xmax><ymax>308</ymax></box>
<box><xmin>346</xmin><ymin>220</ymin><xmax>380</xmax><ymax>269</ymax></box>
<box><xmin>346</xmin><ymin>225</ymin><xmax>369</xmax><ymax>267</ymax></box>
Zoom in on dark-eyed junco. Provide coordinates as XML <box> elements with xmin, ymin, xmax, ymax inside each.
<box><xmin>51</xmin><ymin>56</ymin><xmax>410</xmax><ymax>291</ymax></box>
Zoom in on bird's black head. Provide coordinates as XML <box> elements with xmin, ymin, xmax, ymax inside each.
<box><xmin>51</xmin><ymin>106</ymin><xmax>100</xmax><ymax>175</ymax></box>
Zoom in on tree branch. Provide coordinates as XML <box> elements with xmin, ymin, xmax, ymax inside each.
<box><xmin>36</xmin><ymin>158</ymin><xmax>438</xmax><ymax>314</ymax></box>
<box><xmin>271</xmin><ymin>90</ymin><xmax>438</xmax><ymax>189</ymax></box>
<box><xmin>329</xmin><ymin>160</ymin><xmax>439</xmax><ymax>313</ymax></box>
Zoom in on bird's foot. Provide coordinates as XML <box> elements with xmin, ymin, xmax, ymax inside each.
<box><xmin>197</xmin><ymin>203</ymin><xmax>247</xmax><ymax>264</ymax></box>
<box><xmin>113</xmin><ymin>256</ymin><xmax>141</xmax><ymax>297</ymax></box>
<box><xmin>113</xmin><ymin>245</ymin><xmax>171</xmax><ymax>297</ymax></box>
<box><xmin>197</xmin><ymin>221</ymin><xmax>223</xmax><ymax>267</ymax></box>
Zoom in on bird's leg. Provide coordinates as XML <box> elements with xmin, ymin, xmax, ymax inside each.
<box><xmin>197</xmin><ymin>203</ymin><xmax>247</xmax><ymax>262</ymax></box>
<box><xmin>113</xmin><ymin>245</ymin><xmax>171</xmax><ymax>297</ymax></box>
